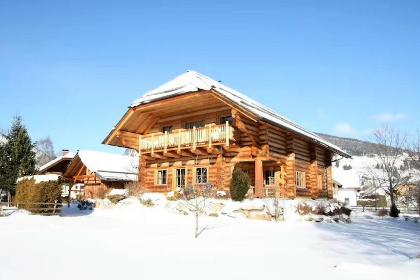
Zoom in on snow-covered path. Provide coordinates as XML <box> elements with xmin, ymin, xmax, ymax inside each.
<box><xmin>0</xmin><ymin>205</ymin><xmax>419</xmax><ymax>280</ymax></box>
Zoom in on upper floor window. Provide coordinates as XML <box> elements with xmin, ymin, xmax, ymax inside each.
<box><xmin>185</xmin><ymin>120</ymin><xmax>205</xmax><ymax>130</ymax></box>
<box><xmin>296</xmin><ymin>171</ymin><xmax>305</xmax><ymax>188</ymax></box>
<box><xmin>156</xmin><ymin>169</ymin><xmax>167</xmax><ymax>185</ymax></box>
<box><xmin>195</xmin><ymin>167</ymin><xmax>208</xmax><ymax>184</ymax></box>
<box><xmin>265</xmin><ymin>169</ymin><xmax>275</xmax><ymax>185</ymax></box>
<box><xmin>162</xmin><ymin>126</ymin><xmax>173</xmax><ymax>133</ymax></box>
<box><xmin>220</xmin><ymin>116</ymin><xmax>233</xmax><ymax>125</ymax></box>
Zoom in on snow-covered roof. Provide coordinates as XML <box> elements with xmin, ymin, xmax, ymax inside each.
<box><xmin>131</xmin><ymin>70</ymin><xmax>350</xmax><ymax>158</ymax></box>
<box><xmin>37</xmin><ymin>152</ymin><xmax>75</xmax><ymax>174</ymax></box>
<box><xmin>76</xmin><ymin>150</ymin><xmax>138</xmax><ymax>181</ymax></box>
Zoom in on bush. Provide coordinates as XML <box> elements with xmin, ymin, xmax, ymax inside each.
<box><xmin>295</xmin><ymin>201</ymin><xmax>313</xmax><ymax>215</ymax></box>
<box><xmin>125</xmin><ymin>181</ymin><xmax>142</xmax><ymax>197</ymax></box>
<box><xmin>139</xmin><ymin>198</ymin><xmax>154</xmax><ymax>207</ymax></box>
<box><xmin>77</xmin><ymin>200</ymin><xmax>94</xmax><ymax>210</ymax></box>
<box><xmin>390</xmin><ymin>204</ymin><xmax>400</xmax><ymax>217</ymax></box>
<box><xmin>107</xmin><ymin>194</ymin><xmax>126</xmax><ymax>204</ymax></box>
<box><xmin>15</xmin><ymin>178</ymin><xmax>62</xmax><ymax>213</ymax></box>
<box><xmin>229</xmin><ymin>168</ymin><xmax>250</xmax><ymax>201</ymax></box>
<box><xmin>377</xmin><ymin>209</ymin><xmax>388</xmax><ymax>217</ymax></box>
<box><xmin>313</xmin><ymin>203</ymin><xmax>326</xmax><ymax>215</ymax></box>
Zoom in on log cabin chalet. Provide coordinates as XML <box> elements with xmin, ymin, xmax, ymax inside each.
<box><xmin>103</xmin><ymin>71</ymin><xmax>350</xmax><ymax>199</ymax></box>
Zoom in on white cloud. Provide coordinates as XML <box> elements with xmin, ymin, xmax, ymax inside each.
<box><xmin>334</xmin><ymin>123</ymin><xmax>357</xmax><ymax>135</ymax></box>
<box><xmin>372</xmin><ymin>113</ymin><xmax>407</xmax><ymax>122</ymax></box>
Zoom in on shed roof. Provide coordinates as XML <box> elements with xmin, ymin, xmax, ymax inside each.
<box><xmin>130</xmin><ymin>70</ymin><xmax>350</xmax><ymax>158</ymax></box>
<box><xmin>65</xmin><ymin>150</ymin><xmax>138</xmax><ymax>182</ymax></box>
<box><xmin>37</xmin><ymin>152</ymin><xmax>75</xmax><ymax>175</ymax></box>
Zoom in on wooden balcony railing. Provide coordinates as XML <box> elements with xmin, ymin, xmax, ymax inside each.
<box><xmin>139</xmin><ymin>123</ymin><xmax>235</xmax><ymax>154</ymax></box>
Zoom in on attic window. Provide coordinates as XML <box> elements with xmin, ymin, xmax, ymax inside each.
<box><xmin>162</xmin><ymin>126</ymin><xmax>173</xmax><ymax>133</ymax></box>
<box><xmin>220</xmin><ymin>116</ymin><xmax>232</xmax><ymax>125</ymax></box>
<box><xmin>185</xmin><ymin>120</ymin><xmax>205</xmax><ymax>129</ymax></box>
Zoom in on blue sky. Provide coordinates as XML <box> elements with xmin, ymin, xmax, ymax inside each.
<box><xmin>1</xmin><ymin>0</ymin><xmax>419</xmax><ymax>155</ymax></box>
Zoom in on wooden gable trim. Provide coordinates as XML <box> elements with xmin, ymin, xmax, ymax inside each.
<box><xmin>103</xmin><ymin>108</ymin><xmax>135</xmax><ymax>145</ymax></box>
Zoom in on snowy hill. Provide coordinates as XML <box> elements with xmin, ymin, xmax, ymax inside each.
<box><xmin>315</xmin><ymin>132</ymin><xmax>396</xmax><ymax>156</ymax></box>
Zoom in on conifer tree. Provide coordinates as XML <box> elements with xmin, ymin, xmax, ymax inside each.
<box><xmin>0</xmin><ymin>116</ymin><xmax>36</xmax><ymax>196</ymax></box>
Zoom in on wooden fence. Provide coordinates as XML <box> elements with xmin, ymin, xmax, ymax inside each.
<box><xmin>0</xmin><ymin>201</ymin><xmax>62</xmax><ymax>216</ymax></box>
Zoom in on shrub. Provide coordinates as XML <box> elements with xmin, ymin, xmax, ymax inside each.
<box><xmin>313</xmin><ymin>203</ymin><xmax>326</xmax><ymax>215</ymax></box>
<box><xmin>390</xmin><ymin>204</ymin><xmax>400</xmax><ymax>217</ymax></box>
<box><xmin>77</xmin><ymin>200</ymin><xmax>94</xmax><ymax>210</ymax></box>
<box><xmin>125</xmin><ymin>181</ymin><xmax>142</xmax><ymax>197</ymax></box>
<box><xmin>15</xmin><ymin>178</ymin><xmax>62</xmax><ymax>213</ymax></box>
<box><xmin>230</xmin><ymin>168</ymin><xmax>250</xmax><ymax>201</ymax></box>
<box><xmin>139</xmin><ymin>198</ymin><xmax>154</xmax><ymax>207</ymax></box>
<box><xmin>377</xmin><ymin>209</ymin><xmax>388</xmax><ymax>217</ymax></box>
<box><xmin>295</xmin><ymin>201</ymin><xmax>313</xmax><ymax>215</ymax></box>
<box><xmin>107</xmin><ymin>194</ymin><xmax>126</xmax><ymax>204</ymax></box>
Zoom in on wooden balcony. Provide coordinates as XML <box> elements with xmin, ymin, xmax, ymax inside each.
<box><xmin>139</xmin><ymin>123</ymin><xmax>236</xmax><ymax>154</ymax></box>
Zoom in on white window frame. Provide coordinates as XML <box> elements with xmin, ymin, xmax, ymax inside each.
<box><xmin>156</xmin><ymin>169</ymin><xmax>167</xmax><ymax>185</ymax></box>
<box><xmin>195</xmin><ymin>167</ymin><xmax>208</xmax><ymax>184</ymax></box>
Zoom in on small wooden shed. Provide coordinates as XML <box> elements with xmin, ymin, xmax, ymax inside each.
<box><xmin>63</xmin><ymin>150</ymin><xmax>138</xmax><ymax>199</ymax></box>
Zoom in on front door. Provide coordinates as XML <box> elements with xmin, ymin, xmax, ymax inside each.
<box><xmin>175</xmin><ymin>168</ymin><xmax>186</xmax><ymax>189</ymax></box>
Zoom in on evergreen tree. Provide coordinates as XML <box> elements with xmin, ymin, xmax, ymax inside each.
<box><xmin>0</xmin><ymin>116</ymin><xmax>36</xmax><ymax>195</ymax></box>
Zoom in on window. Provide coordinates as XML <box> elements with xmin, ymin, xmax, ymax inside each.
<box><xmin>175</xmin><ymin>168</ymin><xmax>186</xmax><ymax>189</ymax></box>
<box><xmin>185</xmin><ymin>120</ymin><xmax>205</xmax><ymax>129</ymax></box>
<box><xmin>195</xmin><ymin>167</ymin><xmax>207</xmax><ymax>184</ymax></box>
<box><xmin>265</xmin><ymin>169</ymin><xmax>275</xmax><ymax>185</ymax></box>
<box><xmin>296</xmin><ymin>171</ymin><xmax>305</xmax><ymax>188</ymax></box>
<box><xmin>156</xmin><ymin>170</ymin><xmax>167</xmax><ymax>185</ymax></box>
<box><xmin>162</xmin><ymin>126</ymin><xmax>173</xmax><ymax>133</ymax></box>
<box><xmin>344</xmin><ymin>198</ymin><xmax>350</xmax><ymax>206</ymax></box>
<box><xmin>220</xmin><ymin>116</ymin><xmax>233</xmax><ymax>125</ymax></box>
<box><xmin>317</xmin><ymin>175</ymin><xmax>323</xmax><ymax>190</ymax></box>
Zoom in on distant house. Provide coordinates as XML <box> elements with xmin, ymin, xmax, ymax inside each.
<box><xmin>63</xmin><ymin>150</ymin><xmax>138</xmax><ymax>199</ymax></box>
<box><xmin>332</xmin><ymin>179</ymin><xmax>359</xmax><ymax>206</ymax></box>
<box><xmin>103</xmin><ymin>70</ymin><xmax>351</xmax><ymax>198</ymax></box>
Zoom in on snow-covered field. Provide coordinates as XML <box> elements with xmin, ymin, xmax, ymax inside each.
<box><xmin>1</xmin><ymin>197</ymin><xmax>419</xmax><ymax>280</ymax></box>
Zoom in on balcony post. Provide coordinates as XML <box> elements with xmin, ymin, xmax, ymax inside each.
<box><xmin>178</xmin><ymin>129</ymin><xmax>181</xmax><ymax>151</ymax></box>
<box><xmin>164</xmin><ymin>131</ymin><xmax>168</xmax><ymax>154</ymax></box>
<box><xmin>225</xmin><ymin>121</ymin><xmax>229</xmax><ymax>146</ymax></box>
<box><xmin>193</xmin><ymin>126</ymin><xmax>196</xmax><ymax>150</ymax></box>
<box><xmin>208</xmin><ymin>125</ymin><xmax>212</xmax><ymax>148</ymax></box>
<box><xmin>151</xmin><ymin>133</ymin><xmax>154</xmax><ymax>155</ymax></box>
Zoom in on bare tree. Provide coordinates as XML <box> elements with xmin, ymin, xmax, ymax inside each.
<box><xmin>35</xmin><ymin>137</ymin><xmax>56</xmax><ymax>167</ymax></box>
<box><xmin>263</xmin><ymin>197</ymin><xmax>284</xmax><ymax>222</ymax></box>
<box><xmin>179</xmin><ymin>183</ymin><xmax>214</xmax><ymax>238</ymax></box>
<box><xmin>364</xmin><ymin>126</ymin><xmax>409</xmax><ymax>217</ymax></box>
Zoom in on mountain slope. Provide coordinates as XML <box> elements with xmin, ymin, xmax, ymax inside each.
<box><xmin>315</xmin><ymin>133</ymin><xmax>378</xmax><ymax>156</ymax></box>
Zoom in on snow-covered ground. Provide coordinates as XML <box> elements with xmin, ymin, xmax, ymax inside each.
<box><xmin>0</xmin><ymin>197</ymin><xmax>419</xmax><ymax>280</ymax></box>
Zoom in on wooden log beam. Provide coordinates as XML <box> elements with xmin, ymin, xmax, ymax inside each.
<box><xmin>255</xmin><ymin>159</ymin><xmax>264</xmax><ymax>198</ymax></box>
<box><xmin>232</xmin><ymin>109</ymin><xmax>259</xmax><ymax>147</ymax></box>
<box><xmin>150</xmin><ymin>152</ymin><xmax>167</xmax><ymax>159</ymax></box>
<box><xmin>191</xmin><ymin>147</ymin><xmax>207</xmax><ymax>156</ymax></box>
<box><xmin>164</xmin><ymin>151</ymin><xmax>180</xmax><ymax>158</ymax></box>
<box><xmin>177</xmin><ymin>149</ymin><xmax>195</xmax><ymax>157</ymax></box>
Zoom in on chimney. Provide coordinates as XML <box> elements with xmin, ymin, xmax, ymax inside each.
<box><xmin>61</xmin><ymin>149</ymin><xmax>69</xmax><ymax>156</ymax></box>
